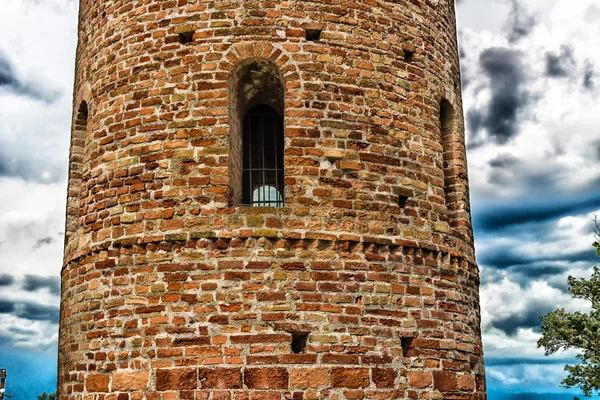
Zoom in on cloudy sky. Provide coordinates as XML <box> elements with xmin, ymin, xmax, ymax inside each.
<box><xmin>0</xmin><ymin>0</ymin><xmax>599</xmax><ymax>398</ymax></box>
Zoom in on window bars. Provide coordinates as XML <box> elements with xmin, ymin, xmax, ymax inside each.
<box><xmin>242</xmin><ymin>104</ymin><xmax>284</xmax><ymax>207</ymax></box>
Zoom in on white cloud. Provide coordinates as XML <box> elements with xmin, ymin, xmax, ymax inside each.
<box><xmin>462</xmin><ymin>0</ymin><xmax>600</xmax><ymax>201</ymax></box>
<box><xmin>487</xmin><ymin>363</ymin><xmax>574</xmax><ymax>392</ymax></box>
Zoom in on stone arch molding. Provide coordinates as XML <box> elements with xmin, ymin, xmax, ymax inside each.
<box><xmin>221</xmin><ymin>42</ymin><xmax>301</xmax><ymax>91</ymax></box>
<box><xmin>222</xmin><ymin>43</ymin><xmax>301</xmax><ymax>205</ymax></box>
<box><xmin>64</xmin><ymin>81</ymin><xmax>92</xmax><ymax>252</ymax></box>
<box><xmin>74</xmin><ymin>81</ymin><xmax>92</xmax><ymax>121</ymax></box>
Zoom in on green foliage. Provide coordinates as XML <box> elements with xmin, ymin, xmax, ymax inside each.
<box><xmin>538</xmin><ymin>223</ymin><xmax>600</xmax><ymax>399</ymax></box>
<box><xmin>36</xmin><ymin>392</ymin><xmax>57</xmax><ymax>400</ymax></box>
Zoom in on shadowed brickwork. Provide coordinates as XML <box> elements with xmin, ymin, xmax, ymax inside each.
<box><xmin>59</xmin><ymin>0</ymin><xmax>486</xmax><ymax>399</ymax></box>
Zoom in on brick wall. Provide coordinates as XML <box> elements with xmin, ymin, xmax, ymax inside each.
<box><xmin>59</xmin><ymin>0</ymin><xmax>486</xmax><ymax>399</ymax></box>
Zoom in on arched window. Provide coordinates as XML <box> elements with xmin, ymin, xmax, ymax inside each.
<box><xmin>440</xmin><ymin>98</ymin><xmax>456</xmax><ymax>210</ymax></box>
<box><xmin>242</xmin><ymin>105</ymin><xmax>284</xmax><ymax>206</ymax></box>
<box><xmin>229</xmin><ymin>58</ymin><xmax>285</xmax><ymax>207</ymax></box>
<box><xmin>65</xmin><ymin>100</ymin><xmax>88</xmax><ymax>246</ymax></box>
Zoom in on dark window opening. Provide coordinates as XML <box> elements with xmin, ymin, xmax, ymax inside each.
<box><xmin>291</xmin><ymin>332</ymin><xmax>309</xmax><ymax>354</ymax></box>
<box><xmin>440</xmin><ymin>99</ymin><xmax>455</xmax><ymax>209</ymax></box>
<box><xmin>404</xmin><ymin>50</ymin><xmax>415</xmax><ymax>63</ymax></box>
<box><xmin>76</xmin><ymin>101</ymin><xmax>89</xmax><ymax>128</ymax></box>
<box><xmin>305</xmin><ymin>29</ymin><xmax>322</xmax><ymax>41</ymax></box>
<box><xmin>401</xmin><ymin>337</ymin><xmax>413</xmax><ymax>357</ymax></box>
<box><xmin>242</xmin><ymin>105</ymin><xmax>284</xmax><ymax>207</ymax></box>
<box><xmin>398</xmin><ymin>195</ymin><xmax>409</xmax><ymax>208</ymax></box>
<box><xmin>440</xmin><ymin>99</ymin><xmax>454</xmax><ymax>136</ymax></box>
<box><xmin>229</xmin><ymin>58</ymin><xmax>285</xmax><ymax>206</ymax></box>
<box><xmin>178</xmin><ymin>31</ymin><xmax>195</xmax><ymax>44</ymax></box>
<box><xmin>65</xmin><ymin>100</ymin><xmax>89</xmax><ymax>246</ymax></box>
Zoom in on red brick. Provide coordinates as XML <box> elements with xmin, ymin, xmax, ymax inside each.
<box><xmin>408</xmin><ymin>372</ymin><xmax>432</xmax><ymax>389</ymax></box>
<box><xmin>85</xmin><ymin>374</ymin><xmax>109</xmax><ymax>392</ymax></box>
<box><xmin>433</xmin><ymin>371</ymin><xmax>458</xmax><ymax>391</ymax></box>
<box><xmin>156</xmin><ymin>369</ymin><xmax>197</xmax><ymax>390</ymax></box>
<box><xmin>458</xmin><ymin>374</ymin><xmax>475</xmax><ymax>391</ymax></box>
<box><xmin>289</xmin><ymin>368</ymin><xmax>329</xmax><ymax>389</ymax></box>
<box><xmin>373</xmin><ymin>368</ymin><xmax>397</xmax><ymax>388</ymax></box>
<box><xmin>112</xmin><ymin>371</ymin><xmax>149</xmax><ymax>391</ymax></box>
<box><xmin>244</xmin><ymin>368</ymin><xmax>289</xmax><ymax>389</ymax></box>
<box><xmin>198</xmin><ymin>368</ymin><xmax>242</xmax><ymax>389</ymax></box>
<box><xmin>331</xmin><ymin>368</ymin><xmax>369</xmax><ymax>389</ymax></box>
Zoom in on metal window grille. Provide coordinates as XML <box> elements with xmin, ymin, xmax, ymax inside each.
<box><xmin>242</xmin><ymin>104</ymin><xmax>284</xmax><ymax>207</ymax></box>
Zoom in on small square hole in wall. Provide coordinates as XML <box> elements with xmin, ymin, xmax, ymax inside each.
<box><xmin>404</xmin><ymin>49</ymin><xmax>415</xmax><ymax>63</ymax></box>
<box><xmin>305</xmin><ymin>29</ymin><xmax>322</xmax><ymax>41</ymax></box>
<box><xmin>291</xmin><ymin>332</ymin><xmax>309</xmax><ymax>354</ymax></box>
<box><xmin>179</xmin><ymin>31</ymin><xmax>195</xmax><ymax>45</ymax></box>
<box><xmin>401</xmin><ymin>337</ymin><xmax>413</xmax><ymax>357</ymax></box>
<box><xmin>398</xmin><ymin>195</ymin><xmax>409</xmax><ymax>208</ymax></box>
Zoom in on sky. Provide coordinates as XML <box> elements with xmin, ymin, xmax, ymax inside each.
<box><xmin>0</xmin><ymin>0</ymin><xmax>599</xmax><ymax>398</ymax></box>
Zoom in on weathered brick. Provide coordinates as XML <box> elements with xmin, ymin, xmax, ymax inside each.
<box><xmin>156</xmin><ymin>369</ymin><xmax>197</xmax><ymax>390</ymax></box>
<box><xmin>112</xmin><ymin>371</ymin><xmax>149</xmax><ymax>391</ymax></box>
<box><xmin>198</xmin><ymin>368</ymin><xmax>242</xmax><ymax>389</ymax></box>
<box><xmin>372</xmin><ymin>368</ymin><xmax>397</xmax><ymax>388</ymax></box>
<box><xmin>85</xmin><ymin>374</ymin><xmax>109</xmax><ymax>392</ymax></box>
<box><xmin>433</xmin><ymin>371</ymin><xmax>459</xmax><ymax>391</ymax></box>
<box><xmin>408</xmin><ymin>372</ymin><xmax>432</xmax><ymax>389</ymax></box>
<box><xmin>331</xmin><ymin>368</ymin><xmax>369</xmax><ymax>389</ymax></box>
<box><xmin>289</xmin><ymin>368</ymin><xmax>329</xmax><ymax>389</ymax></box>
<box><xmin>244</xmin><ymin>368</ymin><xmax>289</xmax><ymax>389</ymax></box>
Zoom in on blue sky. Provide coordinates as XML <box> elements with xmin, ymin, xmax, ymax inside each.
<box><xmin>0</xmin><ymin>0</ymin><xmax>600</xmax><ymax>398</ymax></box>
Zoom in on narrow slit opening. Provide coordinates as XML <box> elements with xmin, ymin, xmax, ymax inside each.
<box><xmin>305</xmin><ymin>29</ymin><xmax>322</xmax><ymax>41</ymax></box>
<box><xmin>404</xmin><ymin>50</ymin><xmax>415</xmax><ymax>63</ymax></box>
<box><xmin>401</xmin><ymin>337</ymin><xmax>413</xmax><ymax>357</ymax></box>
<box><xmin>398</xmin><ymin>195</ymin><xmax>409</xmax><ymax>208</ymax></box>
<box><xmin>178</xmin><ymin>31</ymin><xmax>195</xmax><ymax>45</ymax></box>
<box><xmin>291</xmin><ymin>332</ymin><xmax>309</xmax><ymax>354</ymax></box>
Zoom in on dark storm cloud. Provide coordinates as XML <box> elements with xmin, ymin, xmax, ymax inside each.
<box><xmin>488</xmin><ymin>153</ymin><xmax>521</xmax><ymax>168</ymax></box>
<box><xmin>504</xmin><ymin>0</ymin><xmax>538</xmax><ymax>43</ymax></box>
<box><xmin>479</xmin><ymin>247</ymin><xmax>594</xmax><ymax>272</ymax></box>
<box><xmin>545</xmin><ymin>45</ymin><xmax>576</xmax><ymax>78</ymax></box>
<box><xmin>491</xmin><ymin>300</ymin><xmax>555</xmax><ymax>336</ymax></box>
<box><xmin>23</xmin><ymin>275</ymin><xmax>60</xmax><ymax>296</ymax></box>
<box><xmin>474</xmin><ymin>195</ymin><xmax>600</xmax><ymax>232</ymax></box>
<box><xmin>8</xmin><ymin>326</ymin><xmax>38</xmax><ymax>336</ymax></box>
<box><xmin>485</xmin><ymin>357</ymin><xmax>576</xmax><ymax>367</ymax></box>
<box><xmin>583</xmin><ymin>62</ymin><xmax>595</xmax><ymax>90</ymax></box>
<box><xmin>15</xmin><ymin>303</ymin><xmax>60</xmax><ymax>323</ymax></box>
<box><xmin>0</xmin><ymin>273</ymin><xmax>15</xmax><ymax>286</ymax></box>
<box><xmin>0</xmin><ymin>300</ymin><xmax>16</xmax><ymax>313</ymax></box>
<box><xmin>487</xmin><ymin>169</ymin><xmax>556</xmax><ymax>193</ymax></box>
<box><xmin>0</xmin><ymin>51</ymin><xmax>61</xmax><ymax>103</ymax></box>
<box><xmin>467</xmin><ymin>47</ymin><xmax>531</xmax><ymax>146</ymax></box>
<box><xmin>0</xmin><ymin>147</ymin><xmax>67</xmax><ymax>183</ymax></box>
<box><xmin>0</xmin><ymin>298</ymin><xmax>59</xmax><ymax>323</ymax></box>
<box><xmin>33</xmin><ymin>237</ymin><xmax>55</xmax><ymax>249</ymax></box>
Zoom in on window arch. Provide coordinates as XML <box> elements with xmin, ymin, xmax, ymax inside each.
<box><xmin>229</xmin><ymin>58</ymin><xmax>285</xmax><ymax>207</ymax></box>
<box><xmin>65</xmin><ymin>100</ymin><xmax>89</xmax><ymax>246</ymax></box>
<box><xmin>440</xmin><ymin>98</ymin><xmax>456</xmax><ymax>210</ymax></box>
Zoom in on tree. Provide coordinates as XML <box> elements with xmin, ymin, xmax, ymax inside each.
<box><xmin>36</xmin><ymin>393</ymin><xmax>56</xmax><ymax>400</ymax></box>
<box><xmin>538</xmin><ymin>225</ymin><xmax>600</xmax><ymax>399</ymax></box>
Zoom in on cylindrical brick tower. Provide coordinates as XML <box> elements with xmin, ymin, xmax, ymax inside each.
<box><xmin>59</xmin><ymin>1</ymin><xmax>486</xmax><ymax>399</ymax></box>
